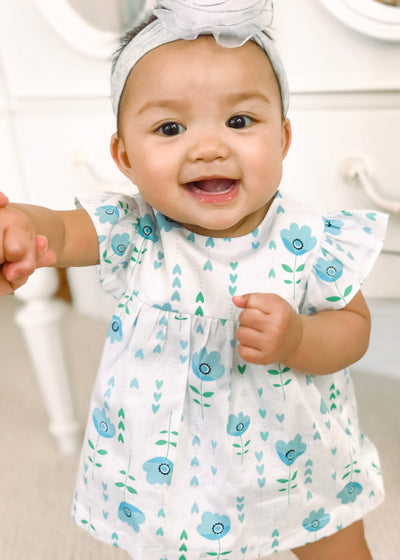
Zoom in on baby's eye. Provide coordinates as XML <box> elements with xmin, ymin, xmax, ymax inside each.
<box><xmin>156</xmin><ymin>122</ymin><xmax>185</xmax><ymax>136</ymax></box>
<box><xmin>226</xmin><ymin>115</ymin><xmax>253</xmax><ymax>129</ymax></box>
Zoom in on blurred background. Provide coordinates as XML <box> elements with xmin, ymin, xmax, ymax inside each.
<box><xmin>0</xmin><ymin>1</ymin><xmax>399</xmax><ymax>559</ymax></box>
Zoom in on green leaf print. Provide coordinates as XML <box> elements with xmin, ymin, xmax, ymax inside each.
<box><xmin>344</xmin><ymin>285</ymin><xmax>353</xmax><ymax>297</ymax></box>
<box><xmin>282</xmin><ymin>264</ymin><xmax>293</xmax><ymax>273</ymax></box>
<box><xmin>268</xmin><ymin>365</ymin><xmax>292</xmax><ymax>401</ymax></box>
<box><xmin>115</xmin><ymin>457</ymin><xmax>137</xmax><ymax>496</ymax></box>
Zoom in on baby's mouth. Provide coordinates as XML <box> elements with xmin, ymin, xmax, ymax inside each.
<box><xmin>184</xmin><ymin>178</ymin><xmax>239</xmax><ymax>202</ymax></box>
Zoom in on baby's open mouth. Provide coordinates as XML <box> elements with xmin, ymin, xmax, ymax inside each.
<box><xmin>184</xmin><ymin>178</ymin><xmax>239</xmax><ymax>202</ymax></box>
<box><xmin>187</xmin><ymin>179</ymin><xmax>236</xmax><ymax>193</ymax></box>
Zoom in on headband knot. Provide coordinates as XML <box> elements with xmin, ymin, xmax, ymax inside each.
<box><xmin>154</xmin><ymin>0</ymin><xmax>274</xmax><ymax>47</ymax></box>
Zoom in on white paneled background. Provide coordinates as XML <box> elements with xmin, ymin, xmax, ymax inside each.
<box><xmin>277</xmin><ymin>0</ymin><xmax>400</xmax><ymax>299</ymax></box>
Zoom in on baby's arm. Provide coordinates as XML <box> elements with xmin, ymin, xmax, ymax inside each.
<box><xmin>0</xmin><ymin>192</ymin><xmax>99</xmax><ymax>294</ymax></box>
<box><xmin>233</xmin><ymin>291</ymin><xmax>370</xmax><ymax>375</ymax></box>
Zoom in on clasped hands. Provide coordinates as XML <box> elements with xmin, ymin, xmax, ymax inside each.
<box><xmin>0</xmin><ymin>192</ymin><xmax>56</xmax><ymax>294</ymax></box>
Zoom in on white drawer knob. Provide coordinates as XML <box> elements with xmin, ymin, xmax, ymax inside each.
<box><xmin>340</xmin><ymin>156</ymin><xmax>400</xmax><ymax>215</ymax></box>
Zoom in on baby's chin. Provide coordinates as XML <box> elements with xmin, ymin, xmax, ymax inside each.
<box><xmin>180</xmin><ymin>214</ymin><xmax>261</xmax><ymax>239</ymax></box>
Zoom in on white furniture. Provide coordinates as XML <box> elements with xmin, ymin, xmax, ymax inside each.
<box><xmin>0</xmin><ymin>0</ymin><xmax>399</xmax><ymax>454</ymax></box>
<box><xmin>0</xmin><ymin>0</ymin><xmax>147</xmax><ymax>454</ymax></box>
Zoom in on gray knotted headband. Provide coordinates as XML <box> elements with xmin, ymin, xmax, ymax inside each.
<box><xmin>111</xmin><ymin>0</ymin><xmax>289</xmax><ymax>117</ymax></box>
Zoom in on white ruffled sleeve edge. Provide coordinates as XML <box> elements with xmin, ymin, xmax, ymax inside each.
<box><xmin>300</xmin><ymin>209</ymin><xmax>388</xmax><ymax>314</ymax></box>
<box><xmin>75</xmin><ymin>191</ymin><xmax>141</xmax><ymax>299</ymax></box>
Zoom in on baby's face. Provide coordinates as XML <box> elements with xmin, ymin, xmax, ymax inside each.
<box><xmin>112</xmin><ymin>36</ymin><xmax>291</xmax><ymax>237</ymax></box>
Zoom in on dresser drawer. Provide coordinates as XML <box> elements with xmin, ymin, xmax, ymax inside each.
<box><xmin>282</xmin><ymin>105</ymin><xmax>400</xmax><ymax>254</ymax></box>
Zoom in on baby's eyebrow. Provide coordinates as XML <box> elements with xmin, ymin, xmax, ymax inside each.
<box><xmin>224</xmin><ymin>91</ymin><xmax>271</xmax><ymax>105</ymax></box>
<box><xmin>137</xmin><ymin>91</ymin><xmax>271</xmax><ymax>115</ymax></box>
<box><xmin>137</xmin><ymin>99</ymin><xmax>186</xmax><ymax>115</ymax></box>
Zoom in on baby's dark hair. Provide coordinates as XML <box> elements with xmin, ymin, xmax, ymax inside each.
<box><xmin>112</xmin><ymin>14</ymin><xmax>158</xmax><ymax>75</ymax></box>
<box><xmin>112</xmin><ymin>14</ymin><xmax>157</xmax><ymax>130</ymax></box>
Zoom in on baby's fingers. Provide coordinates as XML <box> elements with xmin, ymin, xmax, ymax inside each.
<box><xmin>35</xmin><ymin>235</ymin><xmax>57</xmax><ymax>268</ymax></box>
<box><xmin>236</xmin><ymin>339</ymin><xmax>267</xmax><ymax>365</ymax></box>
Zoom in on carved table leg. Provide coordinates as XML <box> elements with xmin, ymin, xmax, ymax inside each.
<box><xmin>14</xmin><ymin>267</ymin><xmax>80</xmax><ymax>455</ymax></box>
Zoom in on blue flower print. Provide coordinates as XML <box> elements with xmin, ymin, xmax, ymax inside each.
<box><xmin>129</xmin><ymin>215</ymin><xmax>159</xmax><ymax>268</ymax></box>
<box><xmin>118</xmin><ymin>501</ymin><xmax>145</xmax><ymax>532</ymax></box>
<box><xmin>137</xmin><ymin>215</ymin><xmax>159</xmax><ymax>242</ymax></box>
<box><xmin>227</xmin><ymin>413</ymin><xmax>251</xmax><ymax>464</ymax></box>
<box><xmin>156</xmin><ymin>212</ymin><xmax>182</xmax><ymax>232</ymax></box>
<box><xmin>276</xmin><ymin>434</ymin><xmax>306</xmax><ymax>465</ymax></box>
<box><xmin>314</xmin><ymin>257</ymin><xmax>344</xmax><ymax>283</ymax></box>
<box><xmin>314</xmin><ymin>257</ymin><xmax>354</xmax><ymax>304</ymax></box>
<box><xmin>280</xmin><ymin>224</ymin><xmax>317</xmax><ymax>299</ymax></box>
<box><xmin>95</xmin><ymin>205</ymin><xmax>120</xmax><ymax>225</ymax></box>
<box><xmin>303</xmin><ymin>508</ymin><xmax>331</xmax><ymax>533</ymax></box>
<box><xmin>192</xmin><ymin>350</ymin><xmax>225</xmax><ymax>382</ymax></box>
<box><xmin>143</xmin><ymin>457</ymin><xmax>174</xmax><ymax>485</ymax></box>
<box><xmin>227</xmin><ymin>412</ymin><xmax>250</xmax><ymax>436</ymax></box>
<box><xmin>87</xmin><ymin>408</ymin><xmax>115</xmax><ymax>478</ymax></box>
<box><xmin>276</xmin><ymin>434</ymin><xmax>306</xmax><ymax>504</ymax></box>
<box><xmin>324</xmin><ymin>217</ymin><xmax>343</xmax><ymax>236</ymax></box>
<box><xmin>197</xmin><ymin>512</ymin><xmax>231</xmax><ymax>541</ymax></box>
<box><xmin>92</xmin><ymin>407</ymin><xmax>116</xmax><ymax>438</ymax></box>
<box><xmin>191</xmin><ymin>349</ymin><xmax>225</xmax><ymax>418</ymax></box>
<box><xmin>107</xmin><ymin>315</ymin><xmax>123</xmax><ymax>343</ymax></box>
<box><xmin>280</xmin><ymin>223</ymin><xmax>317</xmax><ymax>256</ymax></box>
<box><xmin>337</xmin><ymin>482</ymin><xmax>363</xmax><ymax>504</ymax></box>
<box><xmin>111</xmin><ymin>233</ymin><xmax>130</xmax><ymax>256</ymax></box>
<box><xmin>197</xmin><ymin>512</ymin><xmax>232</xmax><ymax>558</ymax></box>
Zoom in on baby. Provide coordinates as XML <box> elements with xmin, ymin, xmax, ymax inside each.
<box><xmin>0</xmin><ymin>1</ymin><xmax>387</xmax><ymax>559</ymax></box>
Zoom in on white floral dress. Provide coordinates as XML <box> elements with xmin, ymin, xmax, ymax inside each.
<box><xmin>73</xmin><ymin>190</ymin><xmax>387</xmax><ymax>560</ymax></box>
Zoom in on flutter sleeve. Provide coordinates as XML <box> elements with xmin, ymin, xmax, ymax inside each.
<box><xmin>300</xmin><ymin>209</ymin><xmax>388</xmax><ymax>314</ymax></box>
<box><xmin>76</xmin><ymin>191</ymin><xmax>147</xmax><ymax>299</ymax></box>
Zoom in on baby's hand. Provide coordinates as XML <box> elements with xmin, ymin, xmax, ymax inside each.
<box><xmin>233</xmin><ymin>293</ymin><xmax>303</xmax><ymax>365</ymax></box>
<box><xmin>0</xmin><ymin>193</ymin><xmax>56</xmax><ymax>294</ymax></box>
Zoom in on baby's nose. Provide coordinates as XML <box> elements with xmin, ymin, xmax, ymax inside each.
<box><xmin>188</xmin><ymin>129</ymin><xmax>230</xmax><ymax>162</ymax></box>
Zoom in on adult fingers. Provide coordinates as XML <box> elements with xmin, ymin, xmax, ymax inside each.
<box><xmin>0</xmin><ymin>269</ymin><xmax>14</xmax><ymax>295</ymax></box>
<box><xmin>0</xmin><ymin>192</ymin><xmax>9</xmax><ymax>207</ymax></box>
<box><xmin>2</xmin><ymin>223</ymin><xmax>37</xmax><ymax>276</ymax></box>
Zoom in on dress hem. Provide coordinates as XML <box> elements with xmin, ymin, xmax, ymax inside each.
<box><xmin>72</xmin><ymin>493</ymin><xmax>385</xmax><ymax>560</ymax></box>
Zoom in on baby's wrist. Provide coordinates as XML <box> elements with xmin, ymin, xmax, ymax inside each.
<box><xmin>281</xmin><ymin>312</ymin><xmax>304</xmax><ymax>368</ymax></box>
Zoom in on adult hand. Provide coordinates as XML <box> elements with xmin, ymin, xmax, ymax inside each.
<box><xmin>0</xmin><ymin>192</ymin><xmax>56</xmax><ymax>294</ymax></box>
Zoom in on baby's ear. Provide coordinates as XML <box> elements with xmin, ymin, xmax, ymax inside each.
<box><xmin>110</xmin><ymin>133</ymin><xmax>135</xmax><ymax>180</ymax></box>
<box><xmin>281</xmin><ymin>118</ymin><xmax>292</xmax><ymax>160</ymax></box>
